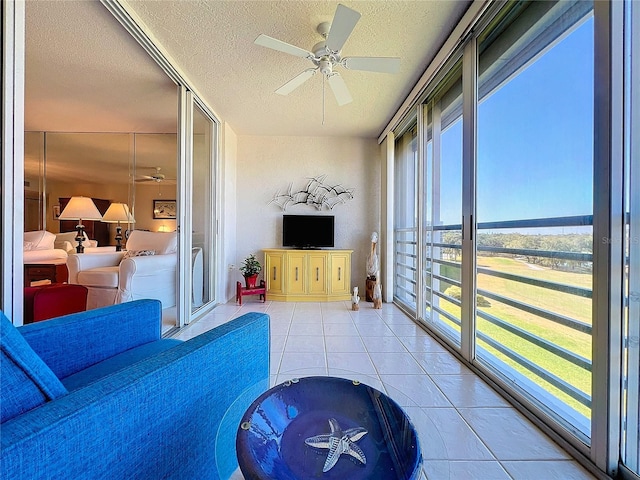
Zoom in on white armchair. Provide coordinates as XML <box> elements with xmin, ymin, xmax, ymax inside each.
<box><xmin>67</xmin><ymin>231</ymin><xmax>177</xmax><ymax>310</ymax></box>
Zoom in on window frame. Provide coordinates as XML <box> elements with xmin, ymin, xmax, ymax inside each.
<box><xmin>388</xmin><ymin>0</ymin><xmax>625</xmax><ymax>475</ymax></box>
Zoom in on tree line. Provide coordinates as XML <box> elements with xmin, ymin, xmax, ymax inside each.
<box><xmin>438</xmin><ymin>232</ymin><xmax>592</xmax><ymax>272</ymax></box>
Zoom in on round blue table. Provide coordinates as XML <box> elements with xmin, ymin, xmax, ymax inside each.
<box><xmin>236</xmin><ymin>376</ymin><xmax>422</xmax><ymax>479</ymax></box>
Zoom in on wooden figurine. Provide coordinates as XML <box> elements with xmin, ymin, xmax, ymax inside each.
<box><xmin>351</xmin><ymin>286</ymin><xmax>360</xmax><ymax>311</ymax></box>
<box><xmin>373</xmin><ymin>283</ymin><xmax>382</xmax><ymax>309</ymax></box>
<box><xmin>366</xmin><ymin>232</ymin><xmax>379</xmax><ymax>302</ymax></box>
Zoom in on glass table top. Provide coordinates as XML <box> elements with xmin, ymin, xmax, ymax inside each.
<box><xmin>236</xmin><ymin>376</ymin><xmax>425</xmax><ymax>479</ymax></box>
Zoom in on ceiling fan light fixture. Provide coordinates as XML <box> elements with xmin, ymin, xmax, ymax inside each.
<box><xmin>312</xmin><ymin>41</ymin><xmax>329</xmax><ymax>58</ymax></box>
<box><xmin>319</xmin><ymin>59</ymin><xmax>333</xmax><ymax>76</ymax></box>
<box><xmin>254</xmin><ymin>3</ymin><xmax>400</xmax><ymax>113</ymax></box>
<box><xmin>135</xmin><ymin>166</ymin><xmax>171</xmax><ymax>183</ymax></box>
<box><xmin>316</xmin><ymin>21</ymin><xmax>331</xmax><ymax>39</ymax></box>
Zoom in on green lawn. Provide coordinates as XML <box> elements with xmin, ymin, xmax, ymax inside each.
<box><xmin>430</xmin><ymin>255</ymin><xmax>592</xmax><ymax>418</ymax></box>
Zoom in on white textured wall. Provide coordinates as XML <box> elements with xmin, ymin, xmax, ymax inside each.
<box><xmin>236</xmin><ymin>135</ymin><xmax>381</xmax><ymax>298</ymax></box>
<box><xmin>222</xmin><ymin>123</ymin><xmax>238</xmax><ymax>301</ymax></box>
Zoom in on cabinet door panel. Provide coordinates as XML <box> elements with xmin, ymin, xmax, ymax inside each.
<box><xmin>288</xmin><ymin>254</ymin><xmax>306</xmax><ymax>294</ymax></box>
<box><xmin>309</xmin><ymin>254</ymin><xmax>327</xmax><ymax>295</ymax></box>
<box><xmin>265</xmin><ymin>252</ymin><xmax>284</xmax><ymax>294</ymax></box>
<box><xmin>330</xmin><ymin>253</ymin><xmax>350</xmax><ymax>294</ymax></box>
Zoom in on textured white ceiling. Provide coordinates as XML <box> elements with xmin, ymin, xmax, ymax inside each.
<box><xmin>25</xmin><ymin>0</ymin><xmax>177</xmax><ymax>134</ymax></box>
<box><xmin>25</xmin><ymin>0</ymin><xmax>471</xmax><ymax>139</ymax></box>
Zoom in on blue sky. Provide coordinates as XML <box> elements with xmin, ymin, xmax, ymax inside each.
<box><xmin>438</xmin><ymin>16</ymin><xmax>594</xmax><ymax>228</ymax></box>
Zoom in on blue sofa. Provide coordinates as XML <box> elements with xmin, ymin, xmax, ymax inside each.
<box><xmin>1</xmin><ymin>299</ymin><xmax>270</xmax><ymax>479</ymax></box>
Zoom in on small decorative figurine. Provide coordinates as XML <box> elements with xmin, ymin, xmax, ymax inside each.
<box><xmin>351</xmin><ymin>286</ymin><xmax>360</xmax><ymax>311</ymax></box>
<box><xmin>373</xmin><ymin>283</ymin><xmax>382</xmax><ymax>309</ymax></box>
<box><xmin>366</xmin><ymin>232</ymin><xmax>379</xmax><ymax>302</ymax></box>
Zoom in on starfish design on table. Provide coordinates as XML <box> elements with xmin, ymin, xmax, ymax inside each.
<box><xmin>304</xmin><ymin>418</ymin><xmax>368</xmax><ymax>473</ymax></box>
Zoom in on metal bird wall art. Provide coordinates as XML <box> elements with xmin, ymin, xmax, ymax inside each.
<box><xmin>269</xmin><ymin>175</ymin><xmax>354</xmax><ymax>211</ymax></box>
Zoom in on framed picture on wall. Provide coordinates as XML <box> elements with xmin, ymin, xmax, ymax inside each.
<box><xmin>153</xmin><ymin>200</ymin><xmax>177</xmax><ymax>219</ymax></box>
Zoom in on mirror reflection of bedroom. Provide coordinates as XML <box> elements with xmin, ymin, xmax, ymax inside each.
<box><xmin>23</xmin><ymin>1</ymin><xmax>179</xmax><ymax>332</ymax></box>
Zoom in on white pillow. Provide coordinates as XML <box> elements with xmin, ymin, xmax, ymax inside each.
<box><xmin>23</xmin><ymin>230</ymin><xmax>55</xmax><ymax>250</ymax></box>
<box><xmin>122</xmin><ymin>249</ymin><xmax>156</xmax><ymax>259</ymax></box>
<box><xmin>23</xmin><ymin>241</ymin><xmax>35</xmax><ymax>251</ymax></box>
<box><xmin>126</xmin><ymin>231</ymin><xmax>177</xmax><ymax>255</ymax></box>
<box><xmin>54</xmin><ymin>231</ymin><xmax>90</xmax><ymax>251</ymax></box>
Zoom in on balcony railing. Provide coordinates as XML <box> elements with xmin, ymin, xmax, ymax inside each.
<box><xmin>394</xmin><ymin>215</ymin><xmax>593</xmax><ymax>413</ymax></box>
<box><xmin>395</xmin><ymin>227</ymin><xmax>418</xmax><ymax>306</ymax></box>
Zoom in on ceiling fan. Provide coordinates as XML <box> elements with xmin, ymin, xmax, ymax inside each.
<box><xmin>254</xmin><ymin>3</ymin><xmax>400</xmax><ymax>107</ymax></box>
<box><xmin>135</xmin><ymin>167</ymin><xmax>172</xmax><ymax>183</ymax></box>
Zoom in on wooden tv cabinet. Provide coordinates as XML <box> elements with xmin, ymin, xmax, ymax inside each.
<box><xmin>263</xmin><ymin>249</ymin><xmax>352</xmax><ymax>302</ymax></box>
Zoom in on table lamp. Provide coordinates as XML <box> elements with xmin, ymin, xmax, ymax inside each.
<box><xmin>58</xmin><ymin>196</ymin><xmax>103</xmax><ymax>253</ymax></box>
<box><xmin>102</xmin><ymin>203</ymin><xmax>136</xmax><ymax>251</ymax></box>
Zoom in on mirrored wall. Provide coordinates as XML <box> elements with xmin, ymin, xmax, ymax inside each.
<box><xmin>8</xmin><ymin>0</ymin><xmax>221</xmax><ymax>331</ymax></box>
<box><xmin>24</xmin><ymin>132</ymin><xmax>178</xmax><ymax>240</ymax></box>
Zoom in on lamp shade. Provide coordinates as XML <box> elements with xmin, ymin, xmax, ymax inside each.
<box><xmin>101</xmin><ymin>203</ymin><xmax>135</xmax><ymax>223</ymax></box>
<box><xmin>58</xmin><ymin>197</ymin><xmax>103</xmax><ymax>221</ymax></box>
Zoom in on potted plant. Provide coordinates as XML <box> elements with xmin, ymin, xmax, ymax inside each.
<box><xmin>240</xmin><ymin>253</ymin><xmax>262</xmax><ymax>289</ymax></box>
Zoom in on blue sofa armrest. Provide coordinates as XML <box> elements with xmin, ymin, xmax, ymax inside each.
<box><xmin>18</xmin><ymin>300</ymin><xmax>162</xmax><ymax>380</ymax></box>
<box><xmin>1</xmin><ymin>311</ymin><xmax>270</xmax><ymax>480</ymax></box>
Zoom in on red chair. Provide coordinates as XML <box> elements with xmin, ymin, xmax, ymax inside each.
<box><xmin>23</xmin><ymin>284</ymin><xmax>88</xmax><ymax>324</ymax></box>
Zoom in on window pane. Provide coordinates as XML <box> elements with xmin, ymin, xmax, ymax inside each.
<box><xmin>476</xmin><ymin>0</ymin><xmax>594</xmax><ymax>437</ymax></box>
<box><xmin>394</xmin><ymin>125</ymin><xmax>418</xmax><ymax>311</ymax></box>
<box><xmin>422</xmin><ymin>63</ymin><xmax>463</xmax><ymax>346</ymax></box>
<box><xmin>192</xmin><ymin>104</ymin><xmax>214</xmax><ymax>311</ymax></box>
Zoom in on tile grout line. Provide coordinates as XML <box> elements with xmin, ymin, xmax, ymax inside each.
<box><xmin>225</xmin><ymin>301</ymin><xmax>596</xmax><ymax>479</ymax></box>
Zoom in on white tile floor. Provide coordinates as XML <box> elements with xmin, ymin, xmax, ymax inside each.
<box><xmin>174</xmin><ymin>299</ymin><xmax>599</xmax><ymax>480</ymax></box>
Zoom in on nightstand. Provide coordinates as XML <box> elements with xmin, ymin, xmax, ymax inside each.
<box><xmin>24</xmin><ymin>262</ymin><xmax>68</xmax><ymax>287</ymax></box>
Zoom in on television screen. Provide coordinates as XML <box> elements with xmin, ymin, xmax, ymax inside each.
<box><xmin>283</xmin><ymin>215</ymin><xmax>334</xmax><ymax>249</ymax></box>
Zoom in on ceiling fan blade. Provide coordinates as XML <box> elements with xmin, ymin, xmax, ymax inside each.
<box><xmin>343</xmin><ymin>56</ymin><xmax>401</xmax><ymax>74</ymax></box>
<box><xmin>327</xmin><ymin>73</ymin><xmax>353</xmax><ymax>106</ymax></box>
<box><xmin>254</xmin><ymin>34</ymin><xmax>314</xmax><ymax>59</ymax></box>
<box><xmin>275</xmin><ymin>69</ymin><xmax>317</xmax><ymax>95</ymax></box>
<box><xmin>326</xmin><ymin>4</ymin><xmax>361</xmax><ymax>52</ymax></box>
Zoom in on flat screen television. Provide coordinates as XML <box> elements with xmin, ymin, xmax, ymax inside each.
<box><xmin>283</xmin><ymin>215</ymin><xmax>334</xmax><ymax>249</ymax></box>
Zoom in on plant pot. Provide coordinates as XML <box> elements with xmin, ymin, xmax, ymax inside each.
<box><xmin>245</xmin><ymin>274</ymin><xmax>259</xmax><ymax>289</ymax></box>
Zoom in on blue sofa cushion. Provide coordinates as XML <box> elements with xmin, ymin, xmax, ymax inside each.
<box><xmin>61</xmin><ymin>338</ymin><xmax>182</xmax><ymax>391</ymax></box>
<box><xmin>1</xmin><ymin>313</ymin><xmax>67</xmax><ymax>423</ymax></box>
<box><xmin>19</xmin><ymin>300</ymin><xmax>163</xmax><ymax>379</ymax></box>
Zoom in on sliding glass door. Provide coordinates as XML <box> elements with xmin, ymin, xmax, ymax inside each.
<box><xmin>422</xmin><ymin>62</ymin><xmax>464</xmax><ymax>347</ymax></box>
<box><xmin>622</xmin><ymin>0</ymin><xmax>639</xmax><ymax>474</ymax></box>
<box><xmin>191</xmin><ymin>103</ymin><xmax>216</xmax><ymax>314</ymax></box>
<box><xmin>394</xmin><ymin>125</ymin><xmax>418</xmax><ymax>311</ymax></box>
<box><xmin>393</xmin><ymin>0</ymin><xmax>598</xmax><ymax>449</ymax></box>
<box><xmin>475</xmin><ymin>1</ymin><xmax>595</xmax><ymax>437</ymax></box>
